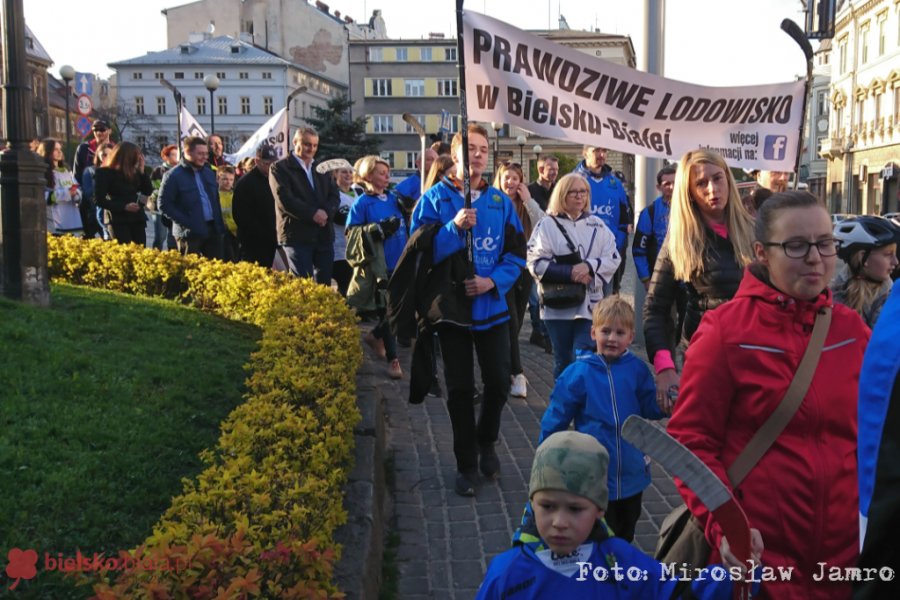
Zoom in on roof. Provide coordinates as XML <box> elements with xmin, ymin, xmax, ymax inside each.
<box><xmin>25</xmin><ymin>24</ymin><xmax>52</xmax><ymax>65</ymax></box>
<box><xmin>108</xmin><ymin>35</ymin><xmax>293</xmax><ymax>68</ymax></box>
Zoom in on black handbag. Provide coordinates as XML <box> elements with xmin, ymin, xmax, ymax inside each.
<box><xmin>539</xmin><ymin>217</ymin><xmax>586</xmax><ymax>309</ymax></box>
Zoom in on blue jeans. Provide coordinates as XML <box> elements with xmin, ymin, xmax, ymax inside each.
<box><xmin>281</xmin><ymin>242</ymin><xmax>334</xmax><ymax>285</ymax></box>
<box><xmin>544</xmin><ymin>318</ymin><xmax>593</xmax><ymax>379</ymax></box>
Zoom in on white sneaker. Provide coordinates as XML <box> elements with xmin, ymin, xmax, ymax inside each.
<box><xmin>510</xmin><ymin>373</ymin><xmax>527</xmax><ymax>398</ymax></box>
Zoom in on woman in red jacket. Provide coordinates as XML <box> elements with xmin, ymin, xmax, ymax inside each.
<box><xmin>668</xmin><ymin>191</ymin><xmax>870</xmax><ymax>599</ymax></box>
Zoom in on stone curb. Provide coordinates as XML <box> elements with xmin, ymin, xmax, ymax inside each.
<box><xmin>333</xmin><ymin>357</ymin><xmax>387</xmax><ymax>600</ymax></box>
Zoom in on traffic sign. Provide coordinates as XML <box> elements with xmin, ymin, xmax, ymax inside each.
<box><xmin>76</xmin><ymin>94</ymin><xmax>93</xmax><ymax>116</ymax></box>
<box><xmin>75</xmin><ymin>116</ymin><xmax>92</xmax><ymax>137</ymax></box>
<box><xmin>74</xmin><ymin>72</ymin><xmax>94</xmax><ymax>96</ymax></box>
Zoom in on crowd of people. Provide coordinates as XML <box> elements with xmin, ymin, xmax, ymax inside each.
<box><xmin>37</xmin><ymin>118</ymin><xmax>900</xmax><ymax>598</ymax></box>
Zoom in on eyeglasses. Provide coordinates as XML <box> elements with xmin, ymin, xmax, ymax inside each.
<box><xmin>566</xmin><ymin>189</ymin><xmax>589</xmax><ymax>198</ymax></box>
<box><xmin>763</xmin><ymin>238</ymin><xmax>838</xmax><ymax>259</ymax></box>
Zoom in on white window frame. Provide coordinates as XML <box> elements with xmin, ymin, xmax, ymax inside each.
<box><xmin>372</xmin><ymin>115</ymin><xmax>393</xmax><ymax>133</ymax></box>
<box><xmin>405</xmin><ymin>79</ymin><xmax>425</xmax><ymax>97</ymax></box>
<box><xmin>372</xmin><ymin>79</ymin><xmax>392</xmax><ymax>96</ymax></box>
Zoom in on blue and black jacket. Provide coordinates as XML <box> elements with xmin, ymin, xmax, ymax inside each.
<box><xmin>573</xmin><ymin>161</ymin><xmax>630</xmax><ymax>250</ymax></box>
<box><xmin>632</xmin><ymin>196</ymin><xmax>672</xmax><ymax>281</ymax></box>
<box><xmin>410</xmin><ymin>176</ymin><xmax>526</xmax><ymax>331</ymax></box>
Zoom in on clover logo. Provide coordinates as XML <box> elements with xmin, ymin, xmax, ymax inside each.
<box><xmin>5</xmin><ymin>548</ymin><xmax>38</xmax><ymax>590</ymax></box>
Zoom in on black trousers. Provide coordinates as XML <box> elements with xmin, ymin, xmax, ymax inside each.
<box><xmin>605</xmin><ymin>492</ymin><xmax>643</xmax><ymax>542</ymax></box>
<box><xmin>437</xmin><ymin>322</ymin><xmax>511</xmax><ymax>473</ymax></box>
<box><xmin>108</xmin><ymin>217</ymin><xmax>146</xmax><ymax>247</ymax></box>
<box><xmin>506</xmin><ymin>273</ymin><xmax>531</xmax><ymax>376</ymax></box>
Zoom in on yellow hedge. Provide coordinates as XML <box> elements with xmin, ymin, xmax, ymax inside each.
<box><xmin>48</xmin><ymin>236</ymin><xmax>362</xmax><ymax>599</ymax></box>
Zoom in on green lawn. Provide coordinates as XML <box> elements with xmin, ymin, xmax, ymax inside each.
<box><xmin>0</xmin><ymin>283</ymin><xmax>259</xmax><ymax>598</ymax></box>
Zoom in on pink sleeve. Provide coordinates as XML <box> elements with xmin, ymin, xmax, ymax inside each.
<box><xmin>653</xmin><ymin>350</ymin><xmax>676</xmax><ymax>374</ymax></box>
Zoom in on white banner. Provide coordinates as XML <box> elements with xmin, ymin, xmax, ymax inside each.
<box><xmin>224</xmin><ymin>108</ymin><xmax>290</xmax><ymax>165</ymax></box>
<box><xmin>462</xmin><ymin>11</ymin><xmax>806</xmax><ymax>170</ymax></box>
<box><xmin>180</xmin><ymin>104</ymin><xmax>208</xmax><ymax>140</ymax></box>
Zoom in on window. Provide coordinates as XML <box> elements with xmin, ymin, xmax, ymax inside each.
<box><xmin>372</xmin><ymin>79</ymin><xmax>392</xmax><ymax>96</ymax></box>
<box><xmin>196</xmin><ymin>97</ymin><xmax>206</xmax><ymax>115</ymax></box>
<box><xmin>856</xmin><ymin>97</ymin><xmax>865</xmax><ymax>128</ymax></box>
<box><xmin>194</xmin><ymin>72</ymin><xmax>204</xmax><ymax>79</ymax></box>
<box><xmin>136</xmin><ymin>135</ymin><xmax>146</xmax><ymax>150</ymax></box>
<box><xmin>157</xmin><ymin>97</ymin><xmax>166</xmax><ymax>115</ymax></box>
<box><xmin>405</xmin><ymin>115</ymin><xmax>425</xmax><ymax>133</ymax></box>
<box><xmin>380</xmin><ymin>151</ymin><xmax>394</xmax><ymax>167</ymax></box>
<box><xmin>839</xmin><ymin>37</ymin><xmax>848</xmax><ymax>74</ymax></box>
<box><xmin>878</xmin><ymin>13</ymin><xmax>887</xmax><ymax>56</ymax></box>
<box><xmin>396</xmin><ymin>47</ymin><xmax>408</xmax><ymax>61</ymax></box>
<box><xmin>895</xmin><ymin>88</ymin><xmax>900</xmax><ymax>119</ymax></box>
<box><xmin>449</xmin><ymin>115</ymin><xmax>460</xmax><ymax>133</ymax></box>
<box><xmin>135</xmin><ymin>97</ymin><xmax>144</xmax><ymax>115</ymax></box>
<box><xmin>239</xmin><ymin>72</ymin><xmax>249</xmax><ymax>80</ymax></box>
<box><xmin>406</xmin><ymin>152</ymin><xmax>418</xmax><ymax>169</ymax></box>
<box><xmin>262</xmin><ymin>72</ymin><xmax>272</xmax><ymax>80</ymax></box>
<box><xmin>437</xmin><ymin>78</ymin><xmax>458</xmax><ymax>96</ymax></box>
<box><xmin>154</xmin><ymin>72</ymin><xmax>163</xmax><ymax>79</ymax></box>
<box><xmin>372</xmin><ymin>115</ymin><xmax>393</xmax><ymax>133</ymax></box>
<box><xmin>421</xmin><ymin>47</ymin><xmax>432</xmax><ymax>61</ymax></box>
<box><xmin>263</xmin><ymin>96</ymin><xmax>273</xmax><ymax>115</ymax></box>
<box><xmin>174</xmin><ymin>72</ymin><xmax>184</xmax><ymax>79</ymax></box>
<box><xmin>816</xmin><ymin>90</ymin><xmax>828</xmax><ymax>117</ymax></box>
<box><xmin>132</xmin><ymin>72</ymin><xmax>143</xmax><ymax>80</ymax></box>
<box><xmin>860</xmin><ymin>22</ymin><xmax>870</xmax><ymax>64</ymax></box>
<box><xmin>241</xmin><ymin>96</ymin><xmax>250</xmax><ymax>115</ymax></box>
<box><xmin>405</xmin><ymin>79</ymin><xmax>425</xmax><ymax>97</ymax></box>
<box><xmin>369</xmin><ymin>47</ymin><xmax>383</xmax><ymax>62</ymax></box>
<box><xmin>216</xmin><ymin>72</ymin><xmax>226</xmax><ymax>79</ymax></box>
<box><xmin>156</xmin><ymin>135</ymin><xmax>168</xmax><ymax>148</ymax></box>
<box><xmin>218</xmin><ymin>96</ymin><xmax>227</xmax><ymax>115</ymax></box>
<box><xmin>445</xmin><ymin>47</ymin><xmax>457</xmax><ymax>61</ymax></box>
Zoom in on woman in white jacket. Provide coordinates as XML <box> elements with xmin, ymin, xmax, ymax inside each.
<box><xmin>527</xmin><ymin>173</ymin><xmax>620</xmax><ymax>378</ymax></box>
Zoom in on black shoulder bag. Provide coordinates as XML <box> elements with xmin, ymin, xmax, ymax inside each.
<box><xmin>539</xmin><ymin>216</ymin><xmax>586</xmax><ymax>309</ymax></box>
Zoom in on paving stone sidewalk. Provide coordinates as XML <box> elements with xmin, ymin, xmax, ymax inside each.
<box><xmin>372</xmin><ymin>262</ymin><xmax>686</xmax><ymax>599</ymax></box>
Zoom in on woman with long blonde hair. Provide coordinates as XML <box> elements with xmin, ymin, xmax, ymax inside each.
<box><xmin>643</xmin><ymin>149</ymin><xmax>755</xmax><ymax>411</ymax></box>
<box><xmin>493</xmin><ymin>162</ymin><xmax>545</xmax><ymax>398</ymax></box>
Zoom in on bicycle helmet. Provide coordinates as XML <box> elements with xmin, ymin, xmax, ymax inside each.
<box><xmin>834</xmin><ymin>215</ymin><xmax>900</xmax><ymax>262</ymax></box>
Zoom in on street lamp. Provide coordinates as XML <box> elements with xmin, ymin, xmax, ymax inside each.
<box><xmin>203</xmin><ymin>74</ymin><xmax>220</xmax><ymax>135</ymax></box>
<box><xmin>59</xmin><ymin>64</ymin><xmax>75</xmax><ymax>164</ymax></box>
<box><xmin>491</xmin><ymin>121</ymin><xmax>503</xmax><ymax>174</ymax></box>
<box><xmin>516</xmin><ymin>134</ymin><xmax>526</xmax><ymax>166</ymax></box>
<box><xmin>532</xmin><ymin>144</ymin><xmax>543</xmax><ymax>183</ymax></box>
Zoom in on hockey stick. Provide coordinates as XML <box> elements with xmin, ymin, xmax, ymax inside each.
<box><xmin>455</xmin><ymin>0</ymin><xmax>474</xmax><ymax>274</ymax></box>
<box><xmin>621</xmin><ymin>416</ymin><xmax>752</xmax><ymax>600</ymax></box>
<box><xmin>402</xmin><ymin>113</ymin><xmax>427</xmax><ymax>197</ymax></box>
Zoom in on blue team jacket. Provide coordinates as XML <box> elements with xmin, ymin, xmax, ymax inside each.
<box><xmin>477</xmin><ymin>536</ymin><xmax>747</xmax><ymax>599</ymax></box>
<box><xmin>346</xmin><ymin>191</ymin><xmax>408</xmax><ymax>271</ymax></box>
<box><xmin>574</xmin><ymin>161</ymin><xmax>630</xmax><ymax>250</ymax></box>
<box><xmin>410</xmin><ymin>177</ymin><xmax>526</xmax><ymax>331</ymax></box>
<box><xmin>540</xmin><ymin>350</ymin><xmax>663</xmax><ymax>500</ymax></box>
<box><xmin>632</xmin><ymin>195</ymin><xmax>672</xmax><ymax>281</ymax></box>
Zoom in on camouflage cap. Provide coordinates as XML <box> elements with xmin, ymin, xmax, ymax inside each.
<box><xmin>529</xmin><ymin>431</ymin><xmax>609</xmax><ymax>510</ymax></box>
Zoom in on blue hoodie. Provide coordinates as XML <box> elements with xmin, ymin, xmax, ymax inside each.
<box><xmin>541</xmin><ymin>349</ymin><xmax>663</xmax><ymax>500</ymax></box>
<box><xmin>573</xmin><ymin>161</ymin><xmax>630</xmax><ymax>250</ymax></box>
<box><xmin>410</xmin><ymin>177</ymin><xmax>526</xmax><ymax>331</ymax></box>
<box><xmin>632</xmin><ymin>195</ymin><xmax>672</xmax><ymax>281</ymax></box>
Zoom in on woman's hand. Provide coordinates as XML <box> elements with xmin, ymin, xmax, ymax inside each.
<box><xmin>464</xmin><ymin>275</ymin><xmax>495</xmax><ymax>297</ymax></box>
<box><xmin>517</xmin><ymin>183</ymin><xmax>532</xmax><ymax>202</ymax></box>
<box><xmin>453</xmin><ymin>208</ymin><xmax>477</xmax><ymax>230</ymax></box>
<box><xmin>655</xmin><ymin>368</ymin><xmax>680</xmax><ymax>415</ymax></box>
<box><xmin>720</xmin><ymin>528</ymin><xmax>764</xmax><ymax>576</ymax></box>
<box><xmin>570</xmin><ymin>262</ymin><xmax>592</xmax><ymax>285</ymax></box>
<box><xmin>124</xmin><ymin>202</ymin><xmax>141</xmax><ymax>213</ymax></box>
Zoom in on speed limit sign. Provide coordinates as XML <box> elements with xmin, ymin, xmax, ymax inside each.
<box><xmin>77</xmin><ymin>94</ymin><xmax>93</xmax><ymax>116</ymax></box>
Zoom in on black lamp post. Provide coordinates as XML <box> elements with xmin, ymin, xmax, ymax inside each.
<box><xmin>60</xmin><ymin>64</ymin><xmax>75</xmax><ymax>165</ymax></box>
<box><xmin>203</xmin><ymin>74</ymin><xmax>219</xmax><ymax>135</ymax></box>
<box><xmin>516</xmin><ymin>134</ymin><xmax>526</xmax><ymax>166</ymax></box>
<box><xmin>491</xmin><ymin>121</ymin><xmax>503</xmax><ymax>173</ymax></box>
<box><xmin>532</xmin><ymin>144</ymin><xmax>543</xmax><ymax>183</ymax></box>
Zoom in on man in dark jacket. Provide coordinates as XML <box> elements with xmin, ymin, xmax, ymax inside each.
<box><xmin>73</xmin><ymin>119</ymin><xmax>113</xmax><ymax>239</ymax></box>
<box><xmin>158</xmin><ymin>135</ymin><xmax>226</xmax><ymax>258</ymax></box>
<box><xmin>233</xmin><ymin>144</ymin><xmax>278</xmax><ymax>268</ymax></box>
<box><xmin>269</xmin><ymin>127</ymin><xmax>339</xmax><ymax>284</ymax></box>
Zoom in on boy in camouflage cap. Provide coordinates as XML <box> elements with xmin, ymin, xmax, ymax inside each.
<box><xmin>476</xmin><ymin>431</ymin><xmax>756</xmax><ymax>599</ymax></box>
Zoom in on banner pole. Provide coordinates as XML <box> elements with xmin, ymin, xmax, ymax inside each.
<box><xmin>455</xmin><ymin>0</ymin><xmax>474</xmax><ymax>272</ymax></box>
<box><xmin>780</xmin><ymin>19</ymin><xmax>814</xmax><ymax>190</ymax></box>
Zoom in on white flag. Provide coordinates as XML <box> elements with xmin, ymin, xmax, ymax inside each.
<box><xmin>180</xmin><ymin>104</ymin><xmax>208</xmax><ymax>140</ymax></box>
<box><xmin>224</xmin><ymin>108</ymin><xmax>289</xmax><ymax>165</ymax></box>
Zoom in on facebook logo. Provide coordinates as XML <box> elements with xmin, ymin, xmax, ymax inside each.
<box><xmin>763</xmin><ymin>135</ymin><xmax>788</xmax><ymax>161</ymax></box>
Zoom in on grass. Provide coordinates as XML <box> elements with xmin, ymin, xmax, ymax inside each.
<box><xmin>0</xmin><ymin>283</ymin><xmax>259</xmax><ymax>598</ymax></box>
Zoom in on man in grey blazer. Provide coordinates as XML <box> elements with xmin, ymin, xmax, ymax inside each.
<box><xmin>269</xmin><ymin>127</ymin><xmax>339</xmax><ymax>284</ymax></box>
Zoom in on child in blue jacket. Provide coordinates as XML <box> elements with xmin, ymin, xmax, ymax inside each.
<box><xmin>479</xmin><ymin>432</ymin><xmax>758</xmax><ymax>599</ymax></box>
<box><xmin>540</xmin><ymin>295</ymin><xmax>664</xmax><ymax>542</ymax></box>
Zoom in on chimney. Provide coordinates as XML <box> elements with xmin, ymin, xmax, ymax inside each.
<box><xmin>315</xmin><ymin>1</ymin><xmax>329</xmax><ymax>13</ymax></box>
<box><xmin>428</xmin><ymin>32</ymin><xmax>445</xmax><ymax>39</ymax></box>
